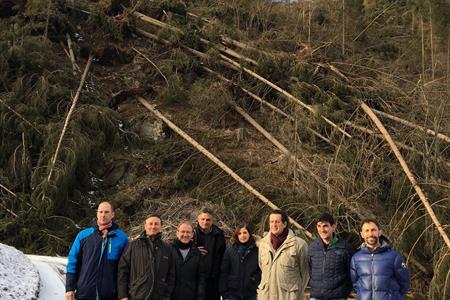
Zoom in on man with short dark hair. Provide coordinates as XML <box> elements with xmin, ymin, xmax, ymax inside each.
<box><xmin>117</xmin><ymin>214</ymin><xmax>175</xmax><ymax>300</ymax></box>
<box><xmin>257</xmin><ymin>210</ymin><xmax>309</xmax><ymax>300</ymax></box>
<box><xmin>66</xmin><ymin>201</ymin><xmax>128</xmax><ymax>300</ymax></box>
<box><xmin>308</xmin><ymin>212</ymin><xmax>353</xmax><ymax>300</ymax></box>
<box><xmin>351</xmin><ymin>219</ymin><xmax>410</xmax><ymax>300</ymax></box>
<box><xmin>194</xmin><ymin>208</ymin><xmax>226</xmax><ymax>300</ymax></box>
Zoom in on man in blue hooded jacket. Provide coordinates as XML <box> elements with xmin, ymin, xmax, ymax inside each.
<box><xmin>350</xmin><ymin>218</ymin><xmax>410</xmax><ymax>300</ymax></box>
<box><xmin>65</xmin><ymin>201</ymin><xmax>128</xmax><ymax>300</ymax></box>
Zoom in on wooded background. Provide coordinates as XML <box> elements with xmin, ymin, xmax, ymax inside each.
<box><xmin>0</xmin><ymin>0</ymin><xmax>449</xmax><ymax>298</ymax></box>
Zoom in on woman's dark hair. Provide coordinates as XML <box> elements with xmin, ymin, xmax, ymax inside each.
<box><xmin>232</xmin><ymin>224</ymin><xmax>255</xmax><ymax>245</ymax></box>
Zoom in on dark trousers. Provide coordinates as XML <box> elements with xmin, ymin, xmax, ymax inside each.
<box><xmin>229</xmin><ymin>295</ymin><xmax>257</xmax><ymax>300</ymax></box>
<box><xmin>205</xmin><ymin>277</ymin><xmax>220</xmax><ymax>300</ymax></box>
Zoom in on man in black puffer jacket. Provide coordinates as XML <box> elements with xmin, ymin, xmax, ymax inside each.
<box><xmin>308</xmin><ymin>213</ymin><xmax>354</xmax><ymax>300</ymax></box>
<box><xmin>117</xmin><ymin>214</ymin><xmax>175</xmax><ymax>300</ymax></box>
<box><xmin>171</xmin><ymin>221</ymin><xmax>205</xmax><ymax>300</ymax></box>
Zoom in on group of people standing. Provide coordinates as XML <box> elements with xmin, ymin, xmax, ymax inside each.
<box><xmin>65</xmin><ymin>201</ymin><xmax>411</xmax><ymax>300</ymax></box>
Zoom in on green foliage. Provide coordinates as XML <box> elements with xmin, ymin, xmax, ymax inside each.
<box><xmin>255</xmin><ymin>56</ymin><xmax>294</xmax><ymax>89</ymax></box>
<box><xmin>161</xmin><ymin>74</ymin><xmax>188</xmax><ymax>104</ymax></box>
<box><xmin>188</xmin><ymin>79</ymin><xmax>231</xmax><ymax>127</ymax></box>
<box><xmin>429</xmin><ymin>248</ymin><xmax>450</xmax><ymax>299</ymax></box>
<box><xmin>0</xmin><ymin>19</ymin><xmax>126</xmax><ymax>253</ymax></box>
<box><xmin>86</xmin><ymin>11</ymin><xmax>126</xmax><ymax>41</ymax></box>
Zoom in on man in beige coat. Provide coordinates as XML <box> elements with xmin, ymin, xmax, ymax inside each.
<box><xmin>257</xmin><ymin>210</ymin><xmax>309</xmax><ymax>300</ymax></box>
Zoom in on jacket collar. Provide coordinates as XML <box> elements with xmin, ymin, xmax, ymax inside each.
<box><xmin>312</xmin><ymin>234</ymin><xmax>346</xmax><ymax>250</ymax></box>
<box><xmin>91</xmin><ymin>218</ymin><xmax>119</xmax><ymax>236</ymax></box>
<box><xmin>360</xmin><ymin>235</ymin><xmax>391</xmax><ymax>254</ymax></box>
<box><xmin>137</xmin><ymin>231</ymin><xmax>162</xmax><ymax>242</ymax></box>
<box><xmin>172</xmin><ymin>241</ymin><xmax>199</xmax><ymax>261</ymax></box>
<box><xmin>196</xmin><ymin>224</ymin><xmax>223</xmax><ymax>236</ymax></box>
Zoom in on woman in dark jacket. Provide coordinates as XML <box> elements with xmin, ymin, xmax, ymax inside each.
<box><xmin>219</xmin><ymin>224</ymin><xmax>261</xmax><ymax>300</ymax></box>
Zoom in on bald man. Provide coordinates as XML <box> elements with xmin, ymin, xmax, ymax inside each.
<box><xmin>66</xmin><ymin>201</ymin><xmax>128</xmax><ymax>300</ymax></box>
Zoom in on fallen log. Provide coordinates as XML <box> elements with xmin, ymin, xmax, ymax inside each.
<box><xmin>133</xmin><ymin>11</ymin><xmax>257</xmax><ymax>66</ymax></box>
<box><xmin>0</xmin><ymin>98</ymin><xmax>42</xmax><ymax>134</ymax></box>
<box><xmin>0</xmin><ymin>183</ymin><xmax>16</xmax><ymax>197</ymax></box>
<box><xmin>47</xmin><ymin>55</ymin><xmax>93</xmax><ymax>181</ymax></box>
<box><xmin>138</xmin><ymin>97</ymin><xmax>312</xmax><ymax>238</ymax></box>
<box><xmin>343</xmin><ymin>120</ymin><xmax>450</xmax><ymax>168</ymax></box>
<box><xmin>361</xmin><ymin>102</ymin><xmax>450</xmax><ymax>250</ymax></box>
<box><xmin>372</xmin><ymin>108</ymin><xmax>450</xmax><ymax>144</ymax></box>
<box><xmin>201</xmin><ymin>66</ymin><xmax>336</xmax><ymax>146</ymax></box>
<box><xmin>219</xmin><ymin>55</ymin><xmax>352</xmax><ymax>138</ymax></box>
<box><xmin>132</xmin><ymin>11</ymin><xmax>351</xmax><ymax>138</ymax></box>
<box><xmin>231</xmin><ymin>103</ymin><xmax>368</xmax><ymax>221</ymax></box>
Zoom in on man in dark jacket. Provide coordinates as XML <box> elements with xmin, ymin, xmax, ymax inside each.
<box><xmin>66</xmin><ymin>201</ymin><xmax>128</xmax><ymax>300</ymax></box>
<box><xmin>194</xmin><ymin>208</ymin><xmax>226</xmax><ymax>300</ymax></box>
<box><xmin>117</xmin><ymin>214</ymin><xmax>175</xmax><ymax>300</ymax></box>
<box><xmin>308</xmin><ymin>213</ymin><xmax>353</xmax><ymax>300</ymax></box>
<box><xmin>171</xmin><ymin>221</ymin><xmax>205</xmax><ymax>300</ymax></box>
<box><xmin>351</xmin><ymin>218</ymin><xmax>410</xmax><ymax>300</ymax></box>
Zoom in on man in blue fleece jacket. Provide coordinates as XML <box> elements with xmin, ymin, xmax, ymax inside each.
<box><xmin>65</xmin><ymin>201</ymin><xmax>128</xmax><ymax>300</ymax></box>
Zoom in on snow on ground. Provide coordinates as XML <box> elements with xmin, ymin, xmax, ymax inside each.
<box><xmin>27</xmin><ymin>255</ymin><xmax>67</xmax><ymax>300</ymax></box>
<box><xmin>0</xmin><ymin>243</ymin><xmax>40</xmax><ymax>300</ymax></box>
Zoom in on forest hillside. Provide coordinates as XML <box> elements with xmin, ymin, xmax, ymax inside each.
<box><xmin>0</xmin><ymin>0</ymin><xmax>449</xmax><ymax>298</ymax></box>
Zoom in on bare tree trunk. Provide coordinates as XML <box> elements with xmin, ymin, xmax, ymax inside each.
<box><xmin>47</xmin><ymin>55</ymin><xmax>93</xmax><ymax>181</ymax></box>
<box><xmin>361</xmin><ymin>102</ymin><xmax>450</xmax><ymax>250</ymax></box>
<box><xmin>219</xmin><ymin>55</ymin><xmax>352</xmax><ymax>138</ymax></box>
<box><xmin>44</xmin><ymin>0</ymin><xmax>51</xmax><ymax>39</ymax></box>
<box><xmin>67</xmin><ymin>34</ymin><xmax>80</xmax><ymax>74</ymax></box>
<box><xmin>429</xmin><ymin>5</ymin><xmax>435</xmax><ymax>80</ymax></box>
<box><xmin>372</xmin><ymin>108</ymin><xmax>450</xmax><ymax>144</ymax></box>
<box><xmin>342</xmin><ymin>0</ymin><xmax>345</xmax><ymax>55</ymax></box>
<box><xmin>231</xmin><ymin>102</ymin><xmax>369</xmax><ymax>221</ymax></box>
<box><xmin>138</xmin><ymin>97</ymin><xmax>312</xmax><ymax>238</ymax></box>
<box><xmin>421</xmin><ymin>15</ymin><xmax>426</xmax><ymax>82</ymax></box>
<box><xmin>308</xmin><ymin>1</ymin><xmax>311</xmax><ymax>45</ymax></box>
<box><xmin>447</xmin><ymin>38</ymin><xmax>450</xmax><ymax>89</ymax></box>
<box><xmin>0</xmin><ymin>98</ymin><xmax>42</xmax><ymax>134</ymax></box>
<box><xmin>0</xmin><ymin>183</ymin><xmax>16</xmax><ymax>197</ymax></box>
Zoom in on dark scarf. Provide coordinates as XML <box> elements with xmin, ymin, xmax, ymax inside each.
<box><xmin>271</xmin><ymin>228</ymin><xmax>288</xmax><ymax>250</ymax></box>
<box><xmin>175</xmin><ymin>239</ymin><xmax>192</xmax><ymax>250</ymax></box>
<box><xmin>237</xmin><ymin>240</ymin><xmax>251</xmax><ymax>257</ymax></box>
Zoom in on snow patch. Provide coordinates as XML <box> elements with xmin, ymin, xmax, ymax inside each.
<box><xmin>27</xmin><ymin>255</ymin><xmax>67</xmax><ymax>300</ymax></box>
<box><xmin>0</xmin><ymin>243</ymin><xmax>40</xmax><ymax>300</ymax></box>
